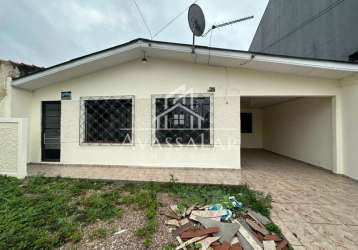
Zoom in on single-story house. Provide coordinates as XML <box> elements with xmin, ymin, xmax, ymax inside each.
<box><xmin>1</xmin><ymin>38</ymin><xmax>358</xmax><ymax>181</ymax></box>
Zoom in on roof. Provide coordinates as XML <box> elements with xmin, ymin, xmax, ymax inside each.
<box><xmin>0</xmin><ymin>59</ymin><xmax>43</xmax><ymax>78</ymax></box>
<box><xmin>12</xmin><ymin>38</ymin><xmax>358</xmax><ymax>90</ymax></box>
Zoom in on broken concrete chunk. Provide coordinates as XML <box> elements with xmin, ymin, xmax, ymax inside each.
<box><xmin>197</xmin><ymin>217</ymin><xmax>240</xmax><ymax>243</ymax></box>
<box><xmin>231</xmin><ymin>237</ymin><xmax>239</xmax><ymax>245</ymax></box>
<box><xmin>197</xmin><ymin>236</ymin><xmax>221</xmax><ymax>250</ymax></box>
<box><xmin>247</xmin><ymin>209</ymin><xmax>271</xmax><ymax>226</ymax></box>
<box><xmin>262</xmin><ymin>240</ymin><xmax>276</xmax><ymax>250</ymax></box>
<box><xmin>233</xmin><ymin>220</ymin><xmax>263</xmax><ymax>250</ymax></box>
<box><xmin>165</xmin><ymin>219</ymin><xmax>181</xmax><ymax>227</ymax></box>
<box><xmin>176</xmin><ymin>236</ymin><xmax>207</xmax><ymax>250</ymax></box>
<box><xmin>180</xmin><ymin>218</ymin><xmax>190</xmax><ymax>226</ymax></box>
<box><xmin>181</xmin><ymin>227</ymin><xmax>220</xmax><ymax>240</ymax></box>
<box><xmin>245</xmin><ymin>219</ymin><xmax>270</xmax><ymax>235</ymax></box>
<box><xmin>191</xmin><ymin>210</ymin><xmax>227</xmax><ymax>219</ymax></box>
<box><xmin>276</xmin><ymin>240</ymin><xmax>288</xmax><ymax>250</ymax></box>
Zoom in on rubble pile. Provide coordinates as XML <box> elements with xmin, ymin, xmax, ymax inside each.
<box><xmin>162</xmin><ymin>197</ymin><xmax>288</xmax><ymax>250</ymax></box>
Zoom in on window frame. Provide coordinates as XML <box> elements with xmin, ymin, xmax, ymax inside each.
<box><xmin>79</xmin><ymin>95</ymin><xmax>135</xmax><ymax>146</ymax></box>
<box><xmin>151</xmin><ymin>93</ymin><xmax>214</xmax><ymax>147</ymax></box>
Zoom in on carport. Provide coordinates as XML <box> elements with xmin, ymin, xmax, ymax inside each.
<box><xmin>240</xmin><ymin>96</ymin><xmax>334</xmax><ymax>172</ymax></box>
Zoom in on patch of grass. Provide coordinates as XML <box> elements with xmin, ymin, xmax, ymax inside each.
<box><xmin>89</xmin><ymin>228</ymin><xmax>108</xmax><ymax>241</ymax></box>
<box><xmin>0</xmin><ymin>176</ymin><xmax>120</xmax><ymax>249</ymax></box>
<box><xmin>164</xmin><ymin>177</ymin><xmax>272</xmax><ymax>218</ymax></box>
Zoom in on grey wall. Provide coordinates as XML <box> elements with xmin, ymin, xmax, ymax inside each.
<box><xmin>250</xmin><ymin>0</ymin><xmax>358</xmax><ymax>61</ymax></box>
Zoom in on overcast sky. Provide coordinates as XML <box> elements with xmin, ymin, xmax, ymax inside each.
<box><xmin>0</xmin><ymin>0</ymin><xmax>268</xmax><ymax>67</ymax></box>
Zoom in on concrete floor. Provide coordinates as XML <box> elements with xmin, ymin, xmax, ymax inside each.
<box><xmin>28</xmin><ymin>149</ymin><xmax>358</xmax><ymax>249</ymax></box>
<box><xmin>242</xmin><ymin>149</ymin><xmax>358</xmax><ymax>250</ymax></box>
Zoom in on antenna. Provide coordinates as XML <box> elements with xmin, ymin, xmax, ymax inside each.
<box><xmin>188</xmin><ymin>4</ymin><xmax>205</xmax><ymax>53</ymax></box>
<box><xmin>203</xmin><ymin>16</ymin><xmax>254</xmax><ymax>37</ymax></box>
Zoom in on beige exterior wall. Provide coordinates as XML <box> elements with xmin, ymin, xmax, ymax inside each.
<box><xmin>341</xmin><ymin>75</ymin><xmax>358</xmax><ymax>180</ymax></box>
<box><xmin>25</xmin><ymin>58</ymin><xmax>341</xmax><ymax>170</ymax></box>
<box><xmin>263</xmin><ymin>97</ymin><xmax>333</xmax><ymax>171</ymax></box>
<box><xmin>0</xmin><ymin>118</ymin><xmax>27</xmax><ymax>178</ymax></box>
<box><xmin>241</xmin><ymin>108</ymin><xmax>263</xmax><ymax>148</ymax></box>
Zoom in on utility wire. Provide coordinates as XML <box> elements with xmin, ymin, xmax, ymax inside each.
<box><xmin>153</xmin><ymin>0</ymin><xmax>200</xmax><ymax>39</ymax></box>
<box><xmin>132</xmin><ymin>0</ymin><xmax>153</xmax><ymax>40</ymax></box>
<box><xmin>262</xmin><ymin>0</ymin><xmax>346</xmax><ymax>52</ymax></box>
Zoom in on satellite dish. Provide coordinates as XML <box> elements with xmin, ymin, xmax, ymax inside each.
<box><xmin>188</xmin><ymin>4</ymin><xmax>205</xmax><ymax>36</ymax></box>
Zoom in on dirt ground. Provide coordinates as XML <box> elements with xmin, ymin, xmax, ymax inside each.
<box><xmin>60</xmin><ymin>193</ymin><xmax>179</xmax><ymax>250</ymax></box>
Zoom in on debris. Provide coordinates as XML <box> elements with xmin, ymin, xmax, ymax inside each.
<box><xmin>171</xmin><ymin>205</ymin><xmax>186</xmax><ymax>218</ymax></box>
<box><xmin>196</xmin><ymin>236</ymin><xmax>221</xmax><ymax>250</ymax></box>
<box><xmin>230</xmin><ymin>242</ymin><xmax>243</xmax><ymax>250</ymax></box>
<box><xmin>231</xmin><ymin>237</ymin><xmax>239</xmax><ymax>245</ymax></box>
<box><xmin>197</xmin><ymin>217</ymin><xmax>240</xmax><ymax>243</ymax></box>
<box><xmin>276</xmin><ymin>240</ymin><xmax>288</xmax><ymax>250</ymax></box>
<box><xmin>180</xmin><ymin>227</ymin><xmax>220</xmax><ymax>240</ymax></box>
<box><xmin>175</xmin><ymin>223</ymin><xmax>194</xmax><ymax>236</ymax></box>
<box><xmin>166</xmin><ymin>219</ymin><xmax>181</xmax><ymax>227</ymax></box>
<box><xmin>247</xmin><ymin>209</ymin><xmax>271</xmax><ymax>226</ymax></box>
<box><xmin>234</xmin><ymin>220</ymin><xmax>263</xmax><ymax>250</ymax></box>
<box><xmin>263</xmin><ymin>234</ymin><xmax>281</xmax><ymax>242</ymax></box>
<box><xmin>229</xmin><ymin>196</ymin><xmax>243</xmax><ymax>209</ymax></box>
<box><xmin>162</xmin><ymin>208</ymin><xmax>182</xmax><ymax>220</ymax></box>
<box><xmin>262</xmin><ymin>240</ymin><xmax>276</xmax><ymax>250</ymax></box>
<box><xmin>190</xmin><ymin>210</ymin><xmax>224</xmax><ymax>221</ymax></box>
<box><xmin>175</xmin><ymin>236</ymin><xmax>207</xmax><ymax>250</ymax></box>
<box><xmin>176</xmin><ymin>236</ymin><xmax>188</xmax><ymax>250</ymax></box>
<box><xmin>186</xmin><ymin>205</ymin><xmax>196</xmax><ymax>216</ymax></box>
<box><xmin>180</xmin><ymin>218</ymin><xmax>190</xmax><ymax>226</ymax></box>
<box><xmin>114</xmin><ymin>229</ymin><xmax>126</xmax><ymax>235</ymax></box>
<box><xmin>207</xmin><ymin>204</ymin><xmax>232</xmax><ymax>222</ymax></box>
<box><xmin>245</xmin><ymin>219</ymin><xmax>270</xmax><ymax>235</ymax></box>
<box><xmin>212</xmin><ymin>241</ymin><xmax>230</xmax><ymax>250</ymax></box>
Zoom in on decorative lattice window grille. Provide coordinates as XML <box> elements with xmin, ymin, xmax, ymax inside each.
<box><xmin>151</xmin><ymin>94</ymin><xmax>213</xmax><ymax>146</ymax></box>
<box><xmin>80</xmin><ymin>96</ymin><xmax>134</xmax><ymax>145</ymax></box>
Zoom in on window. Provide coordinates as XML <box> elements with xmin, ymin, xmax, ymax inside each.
<box><xmin>241</xmin><ymin>112</ymin><xmax>252</xmax><ymax>133</ymax></box>
<box><xmin>152</xmin><ymin>94</ymin><xmax>213</xmax><ymax>145</ymax></box>
<box><xmin>80</xmin><ymin>96</ymin><xmax>134</xmax><ymax>144</ymax></box>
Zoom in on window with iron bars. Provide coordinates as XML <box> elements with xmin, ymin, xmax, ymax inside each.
<box><xmin>153</xmin><ymin>94</ymin><xmax>213</xmax><ymax>145</ymax></box>
<box><xmin>80</xmin><ymin>96</ymin><xmax>134</xmax><ymax>145</ymax></box>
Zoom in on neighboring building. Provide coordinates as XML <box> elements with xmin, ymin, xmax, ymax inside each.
<box><xmin>250</xmin><ymin>0</ymin><xmax>358</xmax><ymax>62</ymax></box>
<box><xmin>1</xmin><ymin>38</ymin><xmax>358</xmax><ymax>181</ymax></box>
<box><xmin>0</xmin><ymin>60</ymin><xmax>42</xmax><ymax>117</ymax></box>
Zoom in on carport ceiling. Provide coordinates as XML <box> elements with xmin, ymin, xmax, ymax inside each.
<box><xmin>241</xmin><ymin>96</ymin><xmax>297</xmax><ymax>108</ymax></box>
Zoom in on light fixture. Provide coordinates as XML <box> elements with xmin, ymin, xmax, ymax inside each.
<box><xmin>141</xmin><ymin>51</ymin><xmax>148</xmax><ymax>63</ymax></box>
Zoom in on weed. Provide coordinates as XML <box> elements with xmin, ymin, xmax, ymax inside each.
<box><xmin>89</xmin><ymin>228</ymin><xmax>108</xmax><ymax>241</ymax></box>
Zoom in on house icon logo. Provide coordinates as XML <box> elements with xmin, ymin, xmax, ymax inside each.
<box><xmin>155</xmin><ymin>102</ymin><xmax>205</xmax><ymax>130</ymax></box>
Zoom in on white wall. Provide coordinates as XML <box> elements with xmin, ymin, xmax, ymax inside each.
<box><xmin>263</xmin><ymin>97</ymin><xmax>333</xmax><ymax>170</ymax></box>
<box><xmin>341</xmin><ymin>75</ymin><xmax>358</xmax><ymax>180</ymax></box>
<box><xmin>0</xmin><ymin>118</ymin><xmax>27</xmax><ymax>178</ymax></box>
<box><xmin>25</xmin><ymin>58</ymin><xmax>341</xmax><ymax>169</ymax></box>
<box><xmin>241</xmin><ymin>108</ymin><xmax>263</xmax><ymax>148</ymax></box>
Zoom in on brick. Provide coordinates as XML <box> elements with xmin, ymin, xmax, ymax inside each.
<box><xmin>263</xmin><ymin>234</ymin><xmax>281</xmax><ymax>241</ymax></box>
<box><xmin>276</xmin><ymin>240</ymin><xmax>288</xmax><ymax>250</ymax></box>
<box><xmin>213</xmin><ymin>241</ymin><xmax>230</xmax><ymax>250</ymax></box>
<box><xmin>180</xmin><ymin>227</ymin><xmax>220</xmax><ymax>240</ymax></box>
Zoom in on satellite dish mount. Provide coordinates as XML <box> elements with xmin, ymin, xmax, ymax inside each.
<box><xmin>188</xmin><ymin>4</ymin><xmax>205</xmax><ymax>53</ymax></box>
